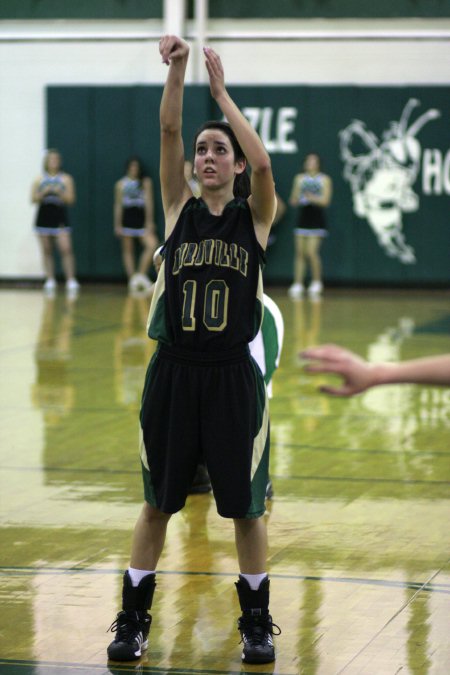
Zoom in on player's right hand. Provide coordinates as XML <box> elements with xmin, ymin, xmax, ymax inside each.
<box><xmin>159</xmin><ymin>35</ymin><xmax>189</xmax><ymax>65</ymax></box>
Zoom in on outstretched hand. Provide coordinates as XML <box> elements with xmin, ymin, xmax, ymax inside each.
<box><xmin>300</xmin><ymin>344</ymin><xmax>376</xmax><ymax>396</ymax></box>
<box><xmin>203</xmin><ymin>46</ymin><xmax>226</xmax><ymax>100</ymax></box>
<box><xmin>159</xmin><ymin>35</ymin><xmax>189</xmax><ymax>65</ymax></box>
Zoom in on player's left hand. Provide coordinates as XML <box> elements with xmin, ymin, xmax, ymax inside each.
<box><xmin>203</xmin><ymin>46</ymin><xmax>226</xmax><ymax>100</ymax></box>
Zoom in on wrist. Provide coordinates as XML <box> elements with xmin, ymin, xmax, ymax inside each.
<box><xmin>370</xmin><ymin>362</ymin><xmax>393</xmax><ymax>387</ymax></box>
<box><xmin>214</xmin><ymin>89</ymin><xmax>229</xmax><ymax>106</ymax></box>
<box><xmin>170</xmin><ymin>53</ymin><xmax>189</xmax><ymax>70</ymax></box>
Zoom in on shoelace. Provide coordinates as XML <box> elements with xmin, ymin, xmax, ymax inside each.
<box><xmin>107</xmin><ymin>612</ymin><xmax>142</xmax><ymax>642</ymax></box>
<box><xmin>238</xmin><ymin>615</ymin><xmax>281</xmax><ymax>646</ymax></box>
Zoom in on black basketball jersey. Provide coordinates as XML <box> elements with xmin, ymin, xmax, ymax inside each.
<box><xmin>147</xmin><ymin>197</ymin><xmax>265</xmax><ymax>352</ymax></box>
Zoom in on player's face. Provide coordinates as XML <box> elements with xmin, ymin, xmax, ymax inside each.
<box><xmin>304</xmin><ymin>154</ymin><xmax>320</xmax><ymax>173</ymax></box>
<box><xmin>46</xmin><ymin>152</ymin><xmax>61</xmax><ymax>173</ymax></box>
<box><xmin>194</xmin><ymin>130</ymin><xmax>244</xmax><ymax>190</ymax></box>
<box><xmin>127</xmin><ymin>160</ymin><xmax>140</xmax><ymax>178</ymax></box>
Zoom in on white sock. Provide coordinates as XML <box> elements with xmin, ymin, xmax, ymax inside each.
<box><xmin>240</xmin><ymin>572</ymin><xmax>268</xmax><ymax>591</ymax></box>
<box><xmin>128</xmin><ymin>567</ymin><xmax>156</xmax><ymax>587</ymax></box>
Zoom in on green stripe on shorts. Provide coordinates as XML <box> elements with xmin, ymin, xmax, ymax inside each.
<box><xmin>246</xmin><ymin>359</ymin><xmax>270</xmax><ymax>518</ymax></box>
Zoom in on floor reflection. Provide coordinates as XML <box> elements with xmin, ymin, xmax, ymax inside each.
<box><xmin>0</xmin><ymin>287</ymin><xmax>448</xmax><ymax>674</ymax></box>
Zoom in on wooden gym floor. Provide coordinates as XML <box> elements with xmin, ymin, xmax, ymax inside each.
<box><xmin>0</xmin><ymin>285</ymin><xmax>449</xmax><ymax>675</ymax></box>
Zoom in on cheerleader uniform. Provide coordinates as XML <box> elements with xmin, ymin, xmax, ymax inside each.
<box><xmin>294</xmin><ymin>173</ymin><xmax>328</xmax><ymax>237</ymax></box>
<box><xmin>35</xmin><ymin>173</ymin><xmax>69</xmax><ymax>235</ymax></box>
<box><xmin>121</xmin><ymin>177</ymin><xmax>147</xmax><ymax>236</ymax></box>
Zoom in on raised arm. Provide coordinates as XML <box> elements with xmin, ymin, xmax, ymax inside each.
<box><xmin>159</xmin><ymin>35</ymin><xmax>193</xmax><ymax>237</ymax></box>
<box><xmin>301</xmin><ymin>344</ymin><xmax>450</xmax><ymax>396</ymax></box>
<box><xmin>203</xmin><ymin>47</ymin><xmax>275</xmax><ymax>248</ymax></box>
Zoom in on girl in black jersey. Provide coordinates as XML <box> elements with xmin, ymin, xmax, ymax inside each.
<box><xmin>107</xmin><ymin>36</ymin><xmax>279</xmax><ymax>665</ymax></box>
<box><xmin>31</xmin><ymin>149</ymin><xmax>79</xmax><ymax>295</ymax></box>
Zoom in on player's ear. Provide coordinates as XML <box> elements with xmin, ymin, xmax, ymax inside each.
<box><xmin>234</xmin><ymin>158</ymin><xmax>246</xmax><ymax>175</ymax></box>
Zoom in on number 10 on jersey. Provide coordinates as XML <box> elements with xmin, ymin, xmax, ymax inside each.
<box><xmin>182</xmin><ymin>280</ymin><xmax>229</xmax><ymax>332</ymax></box>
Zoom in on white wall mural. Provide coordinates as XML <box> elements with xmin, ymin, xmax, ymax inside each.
<box><xmin>339</xmin><ymin>99</ymin><xmax>441</xmax><ymax>264</ymax></box>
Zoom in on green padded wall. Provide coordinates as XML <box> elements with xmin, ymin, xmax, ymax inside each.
<box><xmin>47</xmin><ymin>85</ymin><xmax>450</xmax><ymax>285</ymax></box>
<box><xmin>2</xmin><ymin>0</ymin><xmax>449</xmax><ymax>19</ymax></box>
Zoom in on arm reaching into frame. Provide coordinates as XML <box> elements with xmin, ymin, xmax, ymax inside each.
<box><xmin>300</xmin><ymin>344</ymin><xmax>450</xmax><ymax>396</ymax></box>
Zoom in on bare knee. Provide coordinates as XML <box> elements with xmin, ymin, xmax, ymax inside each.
<box><xmin>141</xmin><ymin>502</ymin><xmax>171</xmax><ymax>526</ymax></box>
<box><xmin>121</xmin><ymin>237</ymin><xmax>134</xmax><ymax>253</ymax></box>
<box><xmin>233</xmin><ymin>516</ymin><xmax>264</xmax><ymax>535</ymax></box>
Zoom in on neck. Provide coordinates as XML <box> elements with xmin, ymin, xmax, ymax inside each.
<box><xmin>200</xmin><ymin>187</ymin><xmax>235</xmax><ymax>216</ymax></box>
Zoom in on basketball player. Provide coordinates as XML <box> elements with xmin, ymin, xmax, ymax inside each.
<box><xmin>114</xmin><ymin>157</ymin><xmax>159</xmax><ymax>292</ymax></box>
<box><xmin>31</xmin><ymin>149</ymin><xmax>79</xmax><ymax>294</ymax></box>
<box><xmin>107</xmin><ymin>36</ymin><xmax>280</xmax><ymax>664</ymax></box>
<box><xmin>153</xmin><ymin>244</ymin><xmax>284</xmax><ymax>497</ymax></box>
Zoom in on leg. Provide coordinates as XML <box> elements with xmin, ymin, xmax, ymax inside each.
<box><xmin>38</xmin><ymin>234</ymin><xmax>55</xmax><ymax>280</ymax></box>
<box><xmin>137</xmin><ymin>232</ymin><xmax>159</xmax><ymax>276</ymax></box>
<box><xmin>234</xmin><ymin>516</ymin><xmax>267</xmax><ymax>574</ymax></box>
<box><xmin>294</xmin><ymin>234</ymin><xmax>307</xmax><ymax>285</ymax></box>
<box><xmin>234</xmin><ymin>517</ymin><xmax>278</xmax><ymax>664</ymax></box>
<box><xmin>306</xmin><ymin>236</ymin><xmax>322</xmax><ymax>283</ymax></box>
<box><xmin>121</xmin><ymin>236</ymin><xmax>136</xmax><ymax>279</ymax></box>
<box><xmin>56</xmin><ymin>230</ymin><xmax>77</xmax><ymax>281</ymax></box>
<box><xmin>130</xmin><ymin>501</ymin><xmax>171</xmax><ymax>570</ymax></box>
<box><xmin>288</xmin><ymin>234</ymin><xmax>306</xmax><ymax>298</ymax></box>
<box><xmin>108</xmin><ymin>503</ymin><xmax>171</xmax><ymax>662</ymax></box>
<box><xmin>306</xmin><ymin>236</ymin><xmax>323</xmax><ymax>296</ymax></box>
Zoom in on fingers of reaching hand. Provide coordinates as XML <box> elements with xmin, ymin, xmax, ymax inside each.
<box><xmin>301</xmin><ymin>344</ymin><xmax>351</xmax><ymax>363</ymax></box>
<box><xmin>203</xmin><ymin>46</ymin><xmax>223</xmax><ymax>77</ymax></box>
<box><xmin>320</xmin><ymin>385</ymin><xmax>354</xmax><ymax>397</ymax></box>
<box><xmin>304</xmin><ymin>360</ymin><xmax>346</xmax><ymax>375</ymax></box>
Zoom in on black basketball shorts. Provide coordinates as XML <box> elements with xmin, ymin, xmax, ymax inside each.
<box><xmin>139</xmin><ymin>343</ymin><xmax>270</xmax><ymax>519</ymax></box>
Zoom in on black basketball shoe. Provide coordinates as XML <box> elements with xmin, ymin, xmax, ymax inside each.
<box><xmin>107</xmin><ymin>609</ymin><xmax>151</xmax><ymax>661</ymax></box>
<box><xmin>107</xmin><ymin>570</ymin><xmax>156</xmax><ymax>662</ymax></box>
<box><xmin>235</xmin><ymin>575</ymin><xmax>280</xmax><ymax>664</ymax></box>
<box><xmin>237</xmin><ymin>609</ymin><xmax>280</xmax><ymax>663</ymax></box>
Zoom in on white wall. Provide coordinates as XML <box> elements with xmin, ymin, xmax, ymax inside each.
<box><xmin>0</xmin><ymin>18</ymin><xmax>449</xmax><ymax>279</ymax></box>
